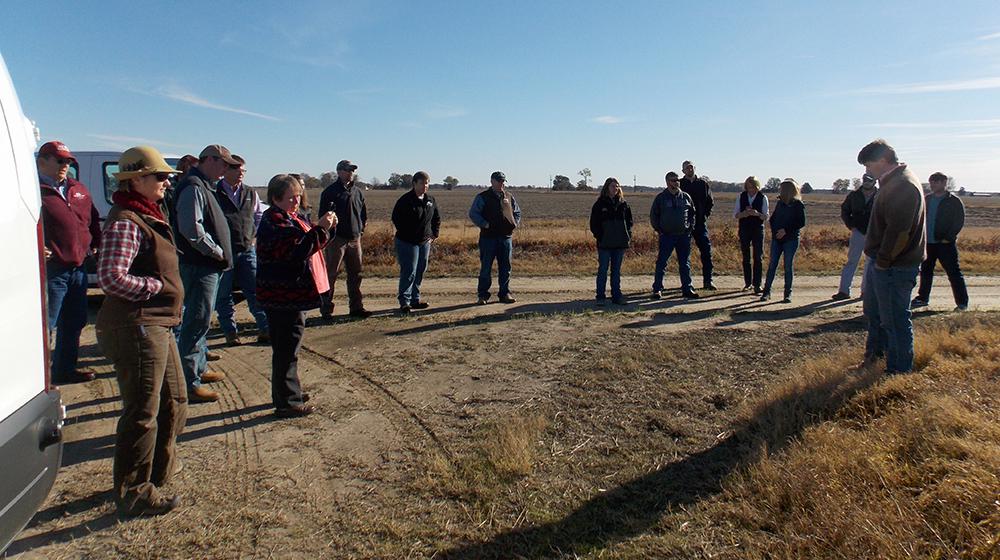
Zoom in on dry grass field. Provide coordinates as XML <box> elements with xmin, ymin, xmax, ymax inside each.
<box><xmin>307</xmin><ymin>189</ymin><xmax>1000</xmax><ymax>277</ymax></box>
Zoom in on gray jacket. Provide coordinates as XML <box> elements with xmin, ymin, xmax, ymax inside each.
<box><xmin>650</xmin><ymin>188</ymin><xmax>695</xmax><ymax>235</ymax></box>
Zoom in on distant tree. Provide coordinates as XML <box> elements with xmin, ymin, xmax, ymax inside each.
<box><xmin>443</xmin><ymin>176</ymin><xmax>459</xmax><ymax>190</ymax></box>
<box><xmin>764</xmin><ymin>177</ymin><xmax>782</xmax><ymax>192</ymax></box>
<box><xmin>552</xmin><ymin>175</ymin><xmax>573</xmax><ymax>191</ymax></box>
<box><xmin>946</xmin><ymin>176</ymin><xmax>957</xmax><ymax>191</ymax></box>
<box><xmin>387</xmin><ymin>173</ymin><xmax>404</xmax><ymax>190</ymax></box>
<box><xmin>576</xmin><ymin>179</ymin><xmax>592</xmax><ymax>190</ymax></box>
<box><xmin>400</xmin><ymin>173</ymin><xmax>414</xmax><ymax>190</ymax></box>
<box><xmin>370</xmin><ymin>176</ymin><xmax>382</xmax><ymax>189</ymax></box>
<box><xmin>852</xmin><ymin>178</ymin><xmax>862</xmax><ymax>189</ymax></box>
<box><xmin>832</xmin><ymin>178</ymin><xmax>851</xmax><ymax>193</ymax></box>
<box><xmin>801</xmin><ymin>182</ymin><xmax>814</xmax><ymax>194</ymax></box>
<box><xmin>578</xmin><ymin>168</ymin><xmax>592</xmax><ymax>188</ymax></box>
<box><xmin>299</xmin><ymin>173</ymin><xmax>322</xmax><ymax>190</ymax></box>
<box><xmin>958</xmin><ymin>186</ymin><xmax>967</xmax><ymax>196</ymax></box>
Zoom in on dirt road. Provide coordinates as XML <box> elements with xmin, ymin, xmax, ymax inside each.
<box><xmin>9</xmin><ymin>274</ymin><xmax>1000</xmax><ymax>559</ymax></box>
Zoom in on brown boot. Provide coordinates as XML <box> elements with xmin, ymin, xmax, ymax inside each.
<box><xmin>200</xmin><ymin>371</ymin><xmax>225</xmax><ymax>383</ymax></box>
<box><xmin>189</xmin><ymin>386</ymin><xmax>219</xmax><ymax>403</ymax></box>
<box><xmin>206</xmin><ymin>351</ymin><xmax>222</xmax><ymax>362</ymax></box>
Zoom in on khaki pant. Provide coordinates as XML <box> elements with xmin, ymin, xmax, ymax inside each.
<box><xmin>323</xmin><ymin>236</ymin><xmax>365</xmax><ymax>312</ymax></box>
<box><xmin>96</xmin><ymin>322</ymin><xmax>187</xmax><ymax>512</ymax></box>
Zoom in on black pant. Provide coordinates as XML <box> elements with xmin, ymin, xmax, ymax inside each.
<box><xmin>739</xmin><ymin>227</ymin><xmax>764</xmax><ymax>289</ymax></box>
<box><xmin>692</xmin><ymin>223</ymin><xmax>713</xmax><ymax>283</ymax></box>
<box><xmin>265</xmin><ymin>309</ymin><xmax>306</xmax><ymax>410</ymax></box>
<box><xmin>918</xmin><ymin>242</ymin><xmax>969</xmax><ymax>306</ymax></box>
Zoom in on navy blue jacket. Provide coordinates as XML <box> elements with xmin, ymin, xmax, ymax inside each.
<box><xmin>769</xmin><ymin>199</ymin><xmax>806</xmax><ymax>242</ymax></box>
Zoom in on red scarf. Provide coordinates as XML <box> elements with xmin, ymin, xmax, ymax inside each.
<box><xmin>112</xmin><ymin>189</ymin><xmax>166</xmax><ymax>222</ymax></box>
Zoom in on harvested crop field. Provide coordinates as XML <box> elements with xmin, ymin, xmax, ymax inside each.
<box><xmin>9</xmin><ymin>275</ymin><xmax>1000</xmax><ymax>559</ymax></box>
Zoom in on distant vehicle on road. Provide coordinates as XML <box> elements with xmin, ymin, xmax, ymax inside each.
<box><xmin>0</xmin><ymin>53</ymin><xmax>66</xmax><ymax>554</ymax></box>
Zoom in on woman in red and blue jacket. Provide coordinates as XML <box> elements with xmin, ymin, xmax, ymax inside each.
<box><xmin>256</xmin><ymin>175</ymin><xmax>337</xmax><ymax>418</ymax></box>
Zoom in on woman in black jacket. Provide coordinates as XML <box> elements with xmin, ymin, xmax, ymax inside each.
<box><xmin>589</xmin><ymin>177</ymin><xmax>633</xmax><ymax>306</ymax></box>
<box><xmin>391</xmin><ymin>171</ymin><xmax>441</xmax><ymax>313</ymax></box>
<box><xmin>761</xmin><ymin>179</ymin><xmax>806</xmax><ymax>303</ymax></box>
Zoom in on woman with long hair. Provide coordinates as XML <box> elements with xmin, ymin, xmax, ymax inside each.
<box><xmin>761</xmin><ymin>179</ymin><xmax>806</xmax><ymax>303</ymax></box>
<box><xmin>589</xmin><ymin>177</ymin><xmax>633</xmax><ymax>305</ymax></box>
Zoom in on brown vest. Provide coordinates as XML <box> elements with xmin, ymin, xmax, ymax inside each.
<box><xmin>97</xmin><ymin>207</ymin><xmax>184</xmax><ymax>327</ymax></box>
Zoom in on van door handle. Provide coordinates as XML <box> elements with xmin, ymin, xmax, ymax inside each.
<box><xmin>40</xmin><ymin>426</ymin><xmax>62</xmax><ymax>450</ymax></box>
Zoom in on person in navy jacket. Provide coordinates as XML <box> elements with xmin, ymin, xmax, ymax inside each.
<box><xmin>761</xmin><ymin>179</ymin><xmax>806</xmax><ymax>303</ymax></box>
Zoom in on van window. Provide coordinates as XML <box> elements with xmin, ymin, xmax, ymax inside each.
<box><xmin>102</xmin><ymin>162</ymin><xmax>119</xmax><ymax>204</ymax></box>
<box><xmin>67</xmin><ymin>162</ymin><xmax>79</xmax><ymax>180</ymax></box>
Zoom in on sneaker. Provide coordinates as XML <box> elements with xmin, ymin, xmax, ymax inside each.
<box><xmin>650</xmin><ymin>290</ymin><xmax>662</xmax><ymax>300</ymax></box>
<box><xmin>612</xmin><ymin>296</ymin><xmax>628</xmax><ymax>306</ymax></box>
<box><xmin>759</xmin><ymin>293</ymin><xmax>771</xmax><ymax>301</ymax></box>
<box><xmin>206</xmin><ymin>351</ymin><xmax>221</xmax><ymax>362</ymax></box>
<box><xmin>200</xmin><ymin>371</ymin><xmax>225</xmax><ymax>383</ymax></box>
<box><xmin>499</xmin><ymin>294</ymin><xmax>517</xmax><ymax>304</ymax></box>
<box><xmin>911</xmin><ymin>298</ymin><xmax>928</xmax><ymax>309</ymax></box>
<box><xmin>476</xmin><ymin>297</ymin><xmax>489</xmax><ymax>305</ymax></box>
<box><xmin>703</xmin><ymin>281</ymin><xmax>718</xmax><ymax>291</ymax></box>
<box><xmin>682</xmin><ymin>290</ymin><xmax>700</xmax><ymax>299</ymax></box>
<box><xmin>954</xmin><ymin>304</ymin><xmax>969</xmax><ymax>312</ymax></box>
<box><xmin>349</xmin><ymin>308</ymin><xmax>373</xmax><ymax>319</ymax></box>
<box><xmin>596</xmin><ymin>298</ymin><xmax>607</xmax><ymax>307</ymax></box>
<box><xmin>410</xmin><ymin>301</ymin><xmax>429</xmax><ymax>310</ymax></box>
<box><xmin>831</xmin><ymin>292</ymin><xmax>850</xmax><ymax>301</ymax></box>
<box><xmin>397</xmin><ymin>305</ymin><xmax>412</xmax><ymax>314</ymax></box>
<box><xmin>188</xmin><ymin>386</ymin><xmax>219</xmax><ymax>403</ymax></box>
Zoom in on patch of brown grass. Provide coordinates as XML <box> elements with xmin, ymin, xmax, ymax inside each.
<box><xmin>699</xmin><ymin>318</ymin><xmax>1000</xmax><ymax>560</ymax></box>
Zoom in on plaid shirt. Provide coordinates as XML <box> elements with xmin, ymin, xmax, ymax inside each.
<box><xmin>97</xmin><ymin>220</ymin><xmax>163</xmax><ymax>302</ymax></box>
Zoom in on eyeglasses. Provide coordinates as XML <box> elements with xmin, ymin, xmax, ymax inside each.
<box><xmin>147</xmin><ymin>172</ymin><xmax>173</xmax><ymax>182</ymax></box>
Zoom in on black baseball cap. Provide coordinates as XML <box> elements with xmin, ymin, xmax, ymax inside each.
<box><xmin>491</xmin><ymin>171</ymin><xmax>506</xmax><ymax>182</ymax></box>
<box><xmin>336</xmin><ymin>159</ymin><xmax>358</xmax><ymax>172</ymax></box>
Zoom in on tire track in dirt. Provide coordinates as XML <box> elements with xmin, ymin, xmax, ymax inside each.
<box><xmin>204</xmin><ymin>348</ymin><xmax>272</xmax><ymax>467</ymax></box>
<box><xmin>299</xmin><ymin>344</ymin><xmax>454</xmax><ymax>461</ymax></box>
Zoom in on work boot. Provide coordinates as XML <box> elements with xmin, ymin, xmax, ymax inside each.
<box><xmin>206</xmin><ymin>351</ymin><xmax>221</xmax><ymax>362</ymax></box>
<box><xmin>188</xmin><ymin>386</ymin><xmax>219</xmax><ymax>403</ymax></box>
<box><xmin>121</xmin><ymin>495</ymin><xmax>181</xmax><ymax>518</ymax></box>
<box><xmin>703</xmin><ymin>281</ymin><xmax>718</xmax><ymax>291</ymax></box>
<box><xmin>200</xmin><ymin>371</ymin><xmax>225</xmax><ymax>383</ymax></box>
<box><xmin>499</xmin><ymin>294</ymin><xmax>517</xmax><ymax>304</ymax></box>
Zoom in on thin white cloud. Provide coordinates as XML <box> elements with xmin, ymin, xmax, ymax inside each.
<box><xmin>339</xmin><ymin>88</ymin><xmax>384</xmax><ymax>102</ymax></box>
<box><xmin>854</xmin><ymin>76</ymin><xmax>1000</xmax><ymax>94</ymax></box>
<box><xmin>424</xmin><ymin>105</ymin><xmax>468</xmax><ymax>119</ymax></box>
<box><xmin>87</xmin><ymin>134</ymin><xmax>189</xmax><ymax>149</ymax></box>
<box><xmin>978</xmin><ymin>31</ymin><xmax>1000</xmax><ymax>41</ymax></box>
<box><xmin>592</xmin><ymin>115</ymin><xmax>623</xmax><ymax>124</ymax></box>
<box><xmin>137</xmin><ymin>84</ymin><xmax>281</xmax><ymax>121</ymax></box>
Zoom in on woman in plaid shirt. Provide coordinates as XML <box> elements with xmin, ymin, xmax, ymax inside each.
<box><xmin>95</xmin><ymin>146</ymin><xmax>186</xmax><ymax>518</ymax></box>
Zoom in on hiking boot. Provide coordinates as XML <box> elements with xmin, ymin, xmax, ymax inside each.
<box><xmin>831</xmin><ymin>292</ymin><xmax>850</xmax><ymax>301</ymax></box>
<box><xmin>911</xmin><ymin>298</ymin><xmax>928</xmax><ymax>309</ymax></box>
<box><xmin>349</xmin><ymin>308</ymin><xmax>373</xmax><ymax>319</ymax></box>
<box><xmin>206</xmin><ymin>351</ymin><xmax>221</xmax><ymax>362</ymax></box>
<box><xmin>499</xmin><ymin>294</ymin><xmax>517</xmax><ymax>304</ymax></box>
<box><xmin>476</xmin><ymin>297</ymin><xmax>489</xmax><ymax>305</ymax></box>
<box><xmin>275</xmin><ymin>404</ymin><xmax>315</xmax><ymax>418</ymax></box>
<box><xmin>703</xmin><ymin>281</ymin><xmax>718</xmax><ymax>291</ymax></box>
<box><xmin>121</xmin><ymin>495</ymin><xmax>180</xmax><ymax>518</ymax></box>
<box><xmin>410</xmin><ymin>301</ymin><xmax>429</xmax><ymax>310</ymax></box>
<box><xmin>200</xmin><ymin>371</ymin><xmax>225</xmax><ymax>383</ymax></box>
<box><xmin>224</xmin><ymin>332</ymin><xmax>242</xmax><ymax>347</ymax></box>
<box><xmin>682</xmin><ymin>290</ymin><xmax>700</xmax><ymax>299</ymax></box>
<box><xmin>188</xmin><ymin>386</ymin><xmax>219</xmax><ymax>403</ymax></box>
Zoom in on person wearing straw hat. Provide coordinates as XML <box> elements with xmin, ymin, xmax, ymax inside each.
<box><xmin>96</xmin><ymin>146</ymin><xmax>186</xmax><ymax>517</ymax></box>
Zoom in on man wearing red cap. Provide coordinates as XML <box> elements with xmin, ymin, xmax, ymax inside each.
<box><xmin>37</xmin><ymin>140</ymin><xmax>101</xmax><ymax>384</ymax></box>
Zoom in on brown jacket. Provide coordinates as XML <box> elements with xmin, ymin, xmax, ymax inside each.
<box><xmin>864</xmin><ymin>164</ymin><xmax>926</xmax><ymax>269</ymax></box>
<box><xmin>97</xmin><ymin>208</ymin><xmax>184</xmax><ymax>327</ymax></box>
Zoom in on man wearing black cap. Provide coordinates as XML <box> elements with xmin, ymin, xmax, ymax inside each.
<box><xmin>650</xmin><ymin>171</ymin><xmax>698</xmax><ymax>299</ymax></box>
<box><xmin>469</xmin><ymin>171</ymin><xmax>521</xmax><ymax>304</ymax></box>
<box><xmin>833</xmin><ymin>173</ymin><xmax>878</xmax><ymax>300</ymax></box>
<box><xmin>174</xmin><ymin>144</ymin><xmax>236</xmax><ymax>402</ymax></box>
<box><xmin>37</xmin><ymin>140</ymin><xmax>101</xmax><ymax>384</ymax></box>
<box><xmin>319</xmin><ymin>160</ymin><xmax>371</xmax><ymax>318</ymax></box>
<box><xmin>680</xmin><ymin>160</ymin><xmax>716</xmax><ymax>290</ymax></box>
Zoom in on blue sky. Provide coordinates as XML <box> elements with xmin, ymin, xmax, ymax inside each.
<box><xmin>3</xmin><ymin>1</ymin><xmax>1000</xmax><ymax>190</ymax></box>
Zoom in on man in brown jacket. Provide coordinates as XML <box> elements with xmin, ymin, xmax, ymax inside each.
<box><xmin>858</xmin><ymin>139</ymin><xmax>926</xmax><ymax>374</ymax></box>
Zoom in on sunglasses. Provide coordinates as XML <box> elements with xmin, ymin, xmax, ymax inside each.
<box><xmin>146</xmin><ymin>172</ymin><xmax>174</xmax><ymax>182</ymax></box>
<box><xmin>228</xmin><ymin>164</ymin><xmax>245</xmax><ymax>171</ymax></box>
<box><xmin>54</xmin><ymin>157</ymin><xmax>73</xmax><ymax>165</ymax></box>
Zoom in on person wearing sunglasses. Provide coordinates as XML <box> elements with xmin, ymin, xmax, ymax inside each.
<box><xmin>650</xmin><ymin>171</ymin><xmax>698</xmax><ymax>299</ymax></box>
<box><xmin>37</xmin><ymin>140</ymin><xmax>101</xmax><ymax>384</ymax></box>
<box><xmin>95</xmin><ymin>146</ymin><xmax>186</xmax><ymax>517</ymax></box>
<box><xmin>174</xmin><ymin>144</ymin><xmax>238</xmax><ymax>403</ymax></box>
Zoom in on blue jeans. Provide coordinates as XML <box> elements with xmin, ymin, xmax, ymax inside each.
<box><xmin>596</xmin><ymin>248</ymin><xmax>625</xmax><ymax>300</ymax></box>
<box><xmin>215</xmin><ymin>248</ymin><xmax>268</xmax><ymax>335</ymax></box>
<box><xmin>395</xmin><ymin>238</ymin><xmax>430</xmax><ymax>306</ymax></box>
<box><xmin>652</xmin><ymin>233</ymin><xmax>692</xmax><ymax>292</ymax></box>
<box><xmin>477</xmin><ymin>236</ymin><xmax>513</xmax><ymax>299</ymax></box>
<box><xmin>763</xmin><ymin>238</ymin><xmax>800</xmax><ymax>297</ymax></box>
<box><xmin>692</xmin><ymin>223</ymin><xmax>713</xmax><ymax>284</ymax></box>
<box><xmin>47</xmin><ymin>264</ymin><xmax>88</xmax><ymax>378</ymax></box>
<box><xmin>178</xmin><ymin>263</ymin><xmax>222</xmax><ymax>389</ymax></box>
<box><xmin>864</xmin><ymin>260</ymin><xmax>919</xmax><ymax>372</ymax></box>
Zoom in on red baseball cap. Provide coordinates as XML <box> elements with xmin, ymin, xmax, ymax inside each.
<box><xmin>38</xmin><ymin>141</ymin><xmax>76</xmax><ymax>162</ymax></box>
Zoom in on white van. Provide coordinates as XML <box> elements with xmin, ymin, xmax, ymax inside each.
<box><xmin>0</xmin><ymin>54</ymin><xmax>65</xmax><ymax>553</ymax></box>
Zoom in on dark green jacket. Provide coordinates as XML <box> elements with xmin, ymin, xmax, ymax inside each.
<box><xmin>927</xmin><ymin>192</ymin><xmax>965</xmax><ymax>243</ymax></box>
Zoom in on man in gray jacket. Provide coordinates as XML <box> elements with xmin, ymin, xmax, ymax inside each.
<box><xmin>650</xmin><ymin>172</ymin><xmax>698</xmax><ymax>299</ymax></box>
<box><xmin>175</xmin><ymin>144</ymin><xmax>236</xmax><ymax>402</ymax></box>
